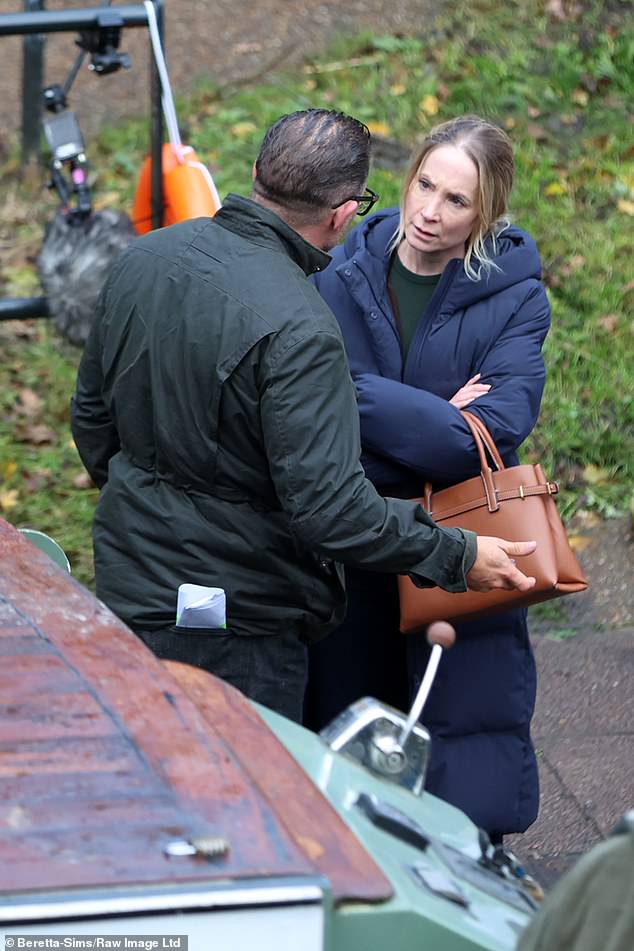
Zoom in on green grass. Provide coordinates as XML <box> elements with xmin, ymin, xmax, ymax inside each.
<box><xmin>1</xmin><ymin>0</ymin><xmax>632</xmax><ymax>586</ymax></box>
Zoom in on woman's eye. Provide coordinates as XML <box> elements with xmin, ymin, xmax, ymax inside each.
<box><xmin>449</xmin><ymin>196</ymin><xmax>465</xmax><ymax>207</ymax></box>
<box><xmin>419</xmin><ymin>179</ymin><xmax>431</xmax><ymax>190</ymax></box>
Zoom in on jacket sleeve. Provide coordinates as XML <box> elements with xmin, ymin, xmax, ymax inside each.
<box><xmin>70</xmin><ymin>292</ymin><xmax>120</xmax><ymax>489</ymax></box>
<box><xmin>356</xmin><ymin>283</ymin><xmax>550</xmax><ymax>482</ymax></box>
<box><xmin>258</xmin><ymin>323</ymin><xmax>476</xmax><ymax>592</ymax></box>
<box><xmin>360</xmin><ymin>448</ymin><xmax>417</xmax><ymax>488</ymax></box>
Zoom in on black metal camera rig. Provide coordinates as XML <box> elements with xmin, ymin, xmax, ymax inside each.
<box><xmin>0</xmin><ymin>2</ymin><xmax>165</xmax><ymax>321</ymax></box>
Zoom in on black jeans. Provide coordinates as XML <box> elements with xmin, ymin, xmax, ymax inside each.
<box><xmin>135</xmin><ymin>625</ymin><xmax>307</xmax><ymax>723</ymax></box>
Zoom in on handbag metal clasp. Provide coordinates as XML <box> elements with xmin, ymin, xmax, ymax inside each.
<box><xmin>519</xmin><ymin>484</ymin><xmax>526</xmax><ymax>500</ymax></box>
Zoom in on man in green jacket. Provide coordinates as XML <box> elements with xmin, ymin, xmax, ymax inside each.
<box><xmin>517</xmin><ymin>813</ymin><xmax>634</xmax><ymax>951</ymax></box>
<box><xmin>71</xmin><ymin>109</ymin><xmax>536</xmax><ymax>721</ymax></box>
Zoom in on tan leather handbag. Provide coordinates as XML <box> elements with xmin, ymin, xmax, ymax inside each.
<box><xmin>398</xmin><ymin>411</ymin><xmax>588</xmax><ymax>633</ymax></box>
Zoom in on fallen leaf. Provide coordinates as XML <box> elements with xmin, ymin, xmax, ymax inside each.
<box><xmin>232</xmin><ymin>41</ymin><xmax>262</xmax><ymax>55</ymax></box>
<box><xmin>303</xmin><ymin>54</ymin><xmax>381</xmax><ymax>75</ymax></box>
<box><xmin>0</xmin><ymin>489</ymin><xmax>19</xmax><ymax>512</ymax></box>
<box><xmin>544</xmin><ymin>181</ymin><xmax>568</xmax><ymax>196</ymax></box>
<box><xmin>617</xmin><ymin>199</ymin><xmax>634</xmax><ymax>216</ymax></box>
<box><xmin>591</xmin><ymin>134</ymin><xmax>610</xmax><ymax>151</ymax></box>
<box><xmin>579</xmin><ymin>73</ymin><xmax>598</xmax><ymax>94</ymax></box>
<box><xmin>572</xmin><ymin>88</ymin><xmax>589</xmax><ymax>107</ymax></box>
<box><xmin>3</xmin><ymin>461</ymin><xmax>17</xmax><ymax>480</ymax></box>
<box><xmin>574</xmin><ymin>509</ymin><xmax>601</xmax><ymax>528</ymax></box>
<box><xmin>560</xmin><ymin>113</ymin><xmax>578</xmax><ymax>126</ymax></box>
<box><xmin>598</xmin><ymin>313</ymin><xmax>619</xmax><ymax>332</ymax></box>
<box><xmin>567</xmin><ymin>534</ymin><xmax>592</xmax><ymax>552</ymax></box>
<box><xmin>582</xmin><ymin>464</ymin><xmax>610</xmax><ymax>485</ymax></box>
<box><xmin>389</xmin><ymin>83</ymin><xmax>406</xmax><ymax>96</ymax></box>
<box><xmin>24</xmin><ymin>471</ymin><xmax>50</xmax><ymax>493</ymax></box>
<box><xmin>527</xmin><ymin>106</ymin><xmax>541</xmax><ymax>118</ymax></box>
<box><xmin>420</xmin><ymin>94</ymin><xmax>439</xmax><ymax>116</ymax></box>
<box><xmin>568</xmin><ymin>254</ymin><xmax>585</xmax><ymax>269</ymax></box>
<box><xmin>546</xmin><ymin>0</ymin><xmax>582</xmax><ymax>19</ymax></box>
<box><xmin>437</xmin><ymin>82</ymin><xmax>451</xmax><ymax>101</ymax></box>
<box><xmin>72</xmin><ymin>471</ymin><xmax>94</xmax><ymax>490</ymax></box>
<box><xmin>230</xmin><ymin>121</ymin><xmax>257</xmax><ymax>138</ymax></box>
<box><xmin>17</xmin><ymin>387</ymin><xmax>42</xmax><ymax>417</ymax></box>
<box><xmin>18</xmin><ymin>424</ymin><xmax>55</xmax><ymax>445</ymax></box>
<box><xmin>527</xmin><ymin>123</ymin><xmax>548</xmax><ymax>141</ymax></box>
<box><xmin>544</xmin><ymin>271</ymin><xmax>561</xmax><ymax>289</ymax></box>
<box><xmin>504</xmin><ymin>116</ymin><xmax>516</xmax><ymax>130</ymax></box>
<box><xmin>3</xmin><ymin>320</ymin><xmax>38</xmax><ymax>340</ymax></box>
<box><xmin>367</xmin><ymin>121</ymin><xmax>392</xmax><ymax>137</ymax></box>
<box><xmin>303</xmin><ymin>79</ymin><xmax>316</xmax><ymax>92</ymax></box>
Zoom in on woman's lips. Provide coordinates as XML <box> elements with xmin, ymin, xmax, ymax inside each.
<box><xmin>414</xmin><ymin>225</ymin><xmax>437</xmax><ymax>239</ymax></box>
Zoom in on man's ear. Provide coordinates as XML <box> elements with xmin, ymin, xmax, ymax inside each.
<box><xmin>329</xmin><ymin>200</ymin><xmax>359</xmax><ymax>238</ymax></box>
<box><xmin>251</xmin><ymin>162</ymin><xmax>257</xmax><ymax>182</ymax></box>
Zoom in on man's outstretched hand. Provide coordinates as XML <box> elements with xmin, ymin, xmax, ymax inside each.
<box><xmin>467</xmin><ymin>536</ymin><xmax>537</xmax><ymax>592</ymax></box>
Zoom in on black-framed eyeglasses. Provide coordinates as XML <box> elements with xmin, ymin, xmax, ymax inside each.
<box><xmin>333</xmin><ymin>187</ymin><xmax>380</xmax><ymax>217</ymax></box>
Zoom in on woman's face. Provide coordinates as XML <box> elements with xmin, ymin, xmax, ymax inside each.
<box><xmin>400</xmin><ymin>145</ymin><xmax>480</xmax><ymax>273</ymax></box>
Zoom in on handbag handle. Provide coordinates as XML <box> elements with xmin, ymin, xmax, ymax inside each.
<box><xmin>424</xmin><ymin>411</ymin><xmax>506</xmax><ymax>515</ymax></box>
<box><xmin>461</xmin><ymin>411</ymin><xmax>505</xmax><ymax>471</ymax></box>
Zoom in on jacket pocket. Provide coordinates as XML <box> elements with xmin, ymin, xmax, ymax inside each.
<box><xmin>170</xmin><ymin>625</ymin><xmax>230</xmax><ymax>636</ymax></box>
<box><xmin>137</xmin><ymin>625</ymin><xmax>232</xmax><ymax>669</ymax></box>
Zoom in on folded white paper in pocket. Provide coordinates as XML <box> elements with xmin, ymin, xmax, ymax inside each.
<box><xmin>176</xmin><ymin>584</ymin><xmax>226</xmax><ymax>629</ymax></box>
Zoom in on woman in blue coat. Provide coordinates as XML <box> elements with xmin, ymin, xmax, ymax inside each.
<box><xmin>304</xmin><ymin>115</ymin><xmax>551</xmax><ymax>840</ymax></box>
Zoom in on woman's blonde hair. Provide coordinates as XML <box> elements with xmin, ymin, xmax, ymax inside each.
<box><xmin>391</xmin><ymin>115</ymin><xmax>514</xmax><ymax>280</ymax></box>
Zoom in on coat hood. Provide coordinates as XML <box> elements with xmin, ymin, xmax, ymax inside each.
<box><xmin>339</xmin><ymin>207</ymin><xmax>543</xmax><ymax>311</ymax></box>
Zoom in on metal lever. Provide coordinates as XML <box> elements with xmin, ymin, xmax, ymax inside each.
<box><xmin>320</xmin><ymin>621</ymin><xmax>456</xmax><ymax>794</ymax></box>
<box><xmin>365</xmin><ymin>621</ymin><xmax>456</xmax><ymax>778</ymax></box>
<box><xmin>399</xmin><ymin>621</ymin><xmax>456</xmax><ymax>748</ymax></box>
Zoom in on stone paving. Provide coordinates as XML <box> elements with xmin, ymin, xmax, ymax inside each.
<box><xmin>509</xmin><ymin>516</ymin><xmax>634</xmax><ymax>889</ymax></box>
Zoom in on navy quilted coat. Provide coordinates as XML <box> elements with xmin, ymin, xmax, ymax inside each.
<box><xmin>311</xmin><ymin>208</ymin><xmax>551</xmax><ymax>835</ymax></box>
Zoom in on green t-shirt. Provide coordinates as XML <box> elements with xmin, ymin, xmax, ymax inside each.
<box><xmin>388</xmin><ymin>252</ymin><xmax>441</xmax><ymax>359</ymax></box>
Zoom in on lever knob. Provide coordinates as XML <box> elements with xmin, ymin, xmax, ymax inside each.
<box><xmin>427</xmin><ymin>621</ymin><xmax>456</xmax><ymax>650</ymax></box>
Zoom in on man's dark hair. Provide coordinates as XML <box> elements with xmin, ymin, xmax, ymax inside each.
<box><xmin>253</xmin><ymin>109</ymin><xmax>370</xmax><ymax>218</ymax></box>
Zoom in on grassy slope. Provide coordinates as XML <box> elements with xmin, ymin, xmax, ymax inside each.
<box><xmin>0</xmin><ymin>0</ymin><xmax>632</xmax><ymax>587</ymax></box>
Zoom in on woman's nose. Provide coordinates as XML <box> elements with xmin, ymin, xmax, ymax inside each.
<box><xmin>422</xmin><ymin>197</ymin><xmax>441</xmax><ymax>221</ymax></box>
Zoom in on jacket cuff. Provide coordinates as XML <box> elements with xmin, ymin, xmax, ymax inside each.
<box><xmin>431</xmin><ymin>527</ymin><xmax>477</xmax><ymax>593</ymax></box>
<box><xmin>405</xmin><ymin>518</ymin><xmax>477</xmax><ymax>594</ymax></box>
<box><xmin>460</xmin><ymin>529</ymin><xmax>478</xmax><ymax>580</ymax></box>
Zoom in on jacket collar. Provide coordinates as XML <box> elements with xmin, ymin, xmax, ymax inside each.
<box><xmin>215</xmin><ymin>194</ymin><xmax>331</xmax><ymax>276</ymax></box>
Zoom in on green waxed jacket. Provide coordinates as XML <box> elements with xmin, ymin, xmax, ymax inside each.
<box><xmin>517</xmin><ymin>820</ymin><xmax>634</xmax><ymax>951</ymax></box>
<box><xmin>71</xmin><ymin>195</ymin><xmax>476</xmax><ymax>641</ymax></box>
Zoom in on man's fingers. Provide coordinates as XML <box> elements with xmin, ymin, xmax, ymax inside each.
<box><xmin>500</xmin><ymin>539</ymin><xmax>537</xmax><ymax>557</ymax></box>
<box><xmin>504</xmin><ymin>566</ymin><xmax>536</xmax><ymax>592</ymax></box>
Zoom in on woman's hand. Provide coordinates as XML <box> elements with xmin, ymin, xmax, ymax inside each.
<box><xmin>449</xmin><ymin>373</ymin><xmax>491</xmax><ymax>409</ymax></box>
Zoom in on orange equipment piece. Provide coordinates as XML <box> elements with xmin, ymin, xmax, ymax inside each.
<box><xmin>133</xmin><ymin>142</ymin><xmax>221</xmax><ymax>235</ymax></box>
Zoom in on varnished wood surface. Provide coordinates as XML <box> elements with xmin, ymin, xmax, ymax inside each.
<box><xmin>166</xmin><ymin>661</ymin><xmax>394</xmax><ymax>904</ymax></box>
<box><xmin>0</xmin><ymin>519</ymin><xmax>392</xmax><ymax>904</ymax></box>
